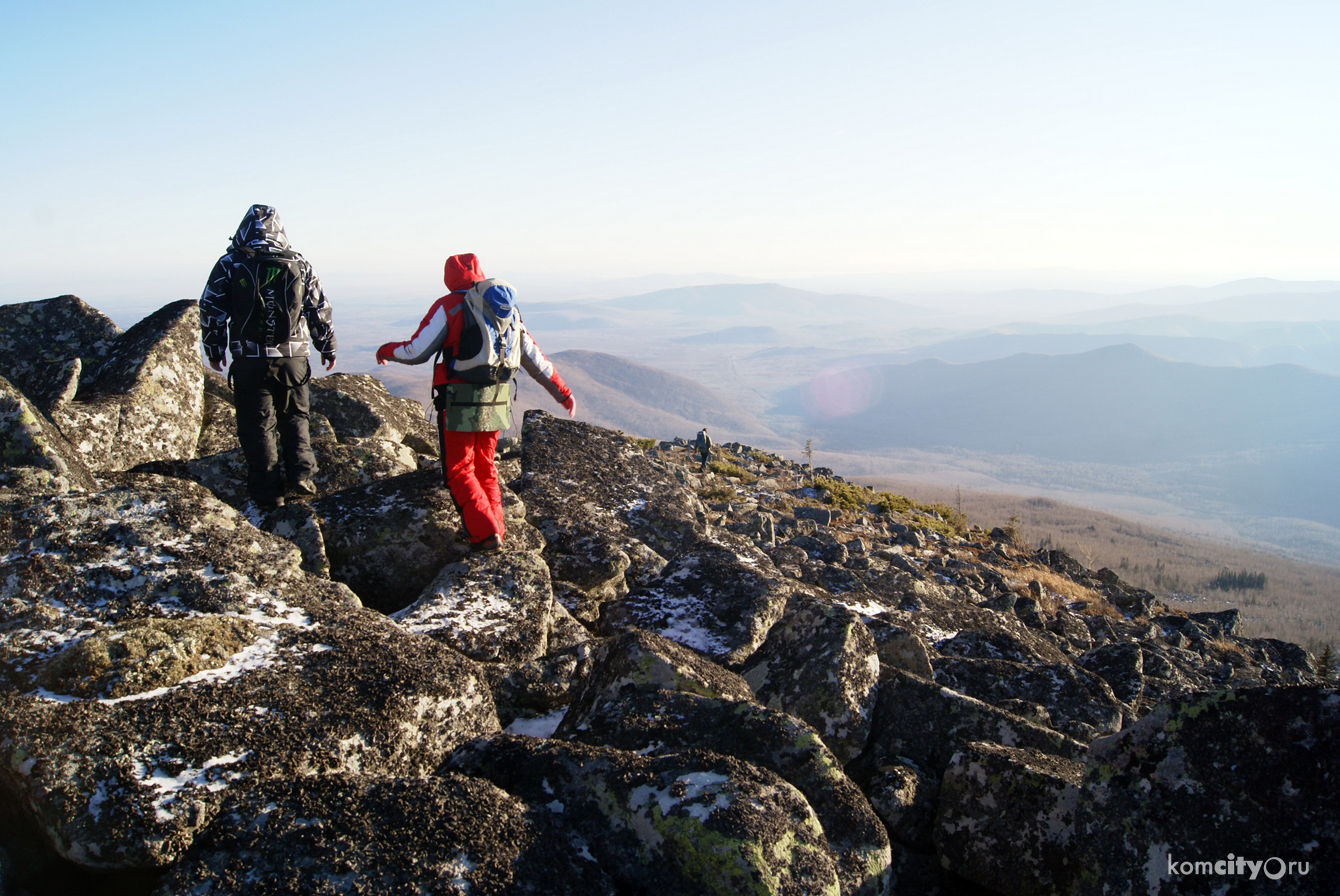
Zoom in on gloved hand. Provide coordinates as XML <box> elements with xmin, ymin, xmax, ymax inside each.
<box><xmin>321</xmin><ymin>352</ymin><xmax>336</xmax><ymax>371</ymax></box>
<box><xmin>375</xmin><ymin>343</ymin><xmax>397</xmax><ymax>366</ymax></box>
<box><xmin>561</xmin><ymin>394</ymin><xmax>577</xmax><ymax>418</ymax></box>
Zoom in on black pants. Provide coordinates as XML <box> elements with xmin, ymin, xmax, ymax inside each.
<box><xmin>232</xmin><ymin>356</ymin><xmax>315</xmax><ymax>502</ymax></box>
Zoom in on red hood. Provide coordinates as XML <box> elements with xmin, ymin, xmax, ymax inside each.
<box><xmin>444</xmin><ymin>254</ymin><xmax>484</xmax><ymax>291</ymax></box>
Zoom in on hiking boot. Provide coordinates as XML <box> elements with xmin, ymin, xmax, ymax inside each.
<box><xmin>288</xmin><ymin>478</ymin><xmax>318</xmax><ymax>498</ymax></box>
<box><xmin>255</xmin><ymin>496</ymin><xmax>285</xmax><ymax>512</ymax></box>
<box><xmin>470</xmin><ymin>534</ymin><xmax>503</xmax><ymax>553</ymax></box>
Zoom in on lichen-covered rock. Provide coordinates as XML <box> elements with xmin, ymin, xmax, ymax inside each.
<box><xmin>0</xmin><ymin>476</ymin><xmax>498</xmax><ymax>870</ymax></box>
<box><xmin>258</xmin><ymin>502</ymin><xmax>330</xmax><ymax>577</ymax></box>
<box><xmin>1073</xmin><ymin>687</ymin><xmax>1339</xmax><ymax>896</ymax></box>
<box><xmin>447</xmin><ymin>736</ymin><xmax>842</xmax><ymax>896</ymax></box>
<box><xmin>935</xmin><ymin>742</ymin><xmax>1083</xmax><ymax>896</ymax></box>
<box><xmin>1077</xmin><ymin>641</ymin><xmax>1144</xmax><ymax>705</ymax></box>
<box><xmin>0</xmin><ymin>295</ymin><xmax>120</xmax><ymax>415</ymax></box>
<box><xmin>851</xmin><ymin>670</ymin><xmax>1085</xmax><ymax>785</ymax></box>
<box><xmin>556</xmin><ymin>629</ymin><xmax>753</xmax><ymax>738</ymax></box>
<box><xmin>392</xmin><ymin>549</ymin><xmax>554</xmax><ymax>665</ymax></box>
<box><xmin>864</xmin><ymin>617</ymin><xmax>933</xmax><ymax>678</ymax></box>
<box><xmin>865</xmin><ymin>762</ymin><xmax>939</xmax><ymax>851</ymax></box>
<box><xmin>563</xmin><ymin>689</ymin><xmax>891</xmax><ymax>896</ymax></box>
<box><xmin>514</xmin><ymin>411</ymin><xmax>704</xmax><ymax>612</ymax></box>
<box><xmin>312</xmin><ymin>469</ymin><xmax>469</xmax><ymax>613</ymax></box>
<box><xmin>135</xmin><ymin>434</ymin><xmax>420</xmax><ymax>511</ymax></box>
<box><xmin>50</xmin><ymin>300</ymin><xmax>204</xmax><ymax>472</ymax></box>
<box><xmin>308</xmin><ymin>372</ymin><xmax>438</xmax><ymax>456</ymax></box>
<box><xmin>862</xmin><ymin>572</ymin><xmax>1071</xmax><ymax>666</ymax></box>
<box><xmin>517</xmin><ymin>411</ymin><xmax>708</xmax><ymax>558</ymax></box>
<box><xmin>155</xmin><ymin>773</ymin><xmax>614</xmax><ymax>895</ymax></box>
<box><xmin>601</xmin><ymin>536</ymin><xmax>793</xmax><ymax>666</ymax></box>
<box><xmin>195</xmin><ymin>370</ymin><xmax>239</xmax><ymax>456</ymax></box>
<box><xmin>740</xmin><ymin>592</ymin><xmax>880</xmax><ymax>762</ymax></box>
<box><xmin>931</xmin><ymin>657</ymin><xmax>1125</xmax><ymax>738</ymax></box>
<box><xmin>1134</xmin><ymin>642</ymin><xmax>1212</xmax><ymax>712</ymax></box>
<box><xmin>0</xmin><ymin>374</ymin><xmax>97</xmax><ymax>492</ymax></box>
<box><xmin>0</xmin><ymin>473</ymin><xmax>332</xmax><ymax>687</ymax></box>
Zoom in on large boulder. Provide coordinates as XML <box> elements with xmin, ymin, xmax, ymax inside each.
<box><xmin>1073</xmin><ymin>687</ymin><xmax>1339</xmax><ymax>896</ymax></box>
<box><xmin>155</xmin><ymin>773</ymin><xmax>614</xmax><ymax>895</ymax></box>
<box><xmin>312</xmin><ymin>468</ymin><xmax>469</xmax><ymax>613</ymax></box>
<box><xmin>447</xmin><ymin>736</ymin><xmax>842</xmax><ymax>896</ymax></box>
<box><xmin>308</xmin><ymin>372</ymin><xmax>438</xmax><ymax>456</ymax></box>
<box><xmin>851</xmin><ymin>670</ymin><xmax>1086</xmax><ymax>785</ymax></box>
<box><xmin>513</xmin><ymin>411</ymin><xmax>707</xmax><ymax>612</ymax></box>
<box><xmin>564</xmin><ymin>689</ymin><xmax>892</xmax><ymax>896</ymax></box>
<box><xmin>931</xmin><ymin>656</ymin><xmax>1125</xmax><ymax>738</ymax></box>
<box><xmin>392</xmin><ymin>548</ymin><xmax>555</xmax><ymax>665</ymax></box>
<box><xmin>1077</xmin><ymin>641</ymin><xmax>1144</xmax><ymax>705</ymax></box>
<box><xmin>485</xmin><ymin>603</ymin><xmax>596</xmax><ymax>726</ymax></box>
<box><xmin>0</xmin><ymin>374</ymin><xmax>97</xmax><ymax>492</ymax></box>
<box><xmin>600</xmin><ymin>536</ymin><xmax>794</xmax><ymax>666</ymax></box>
<box><xmin>555</xmin><ymin>628</ymin><xmax>754</xmax><ymax>738</ymax></box>
<box><xmin>0</xmin><ymin>295</ymin><xmax>120</xmax><ymax>415</ymax></box>
<box><xmin>50</xmin><ymin>300</ymin><xmax>204</xmax><ymax>472</ymax></box>
<box><xmin>0</xmin><ymin>475</ymin><xmax>498</xmax><ymax>869</ymax></box>
<box><xmin>740</xmin><ymin>591</ymin><xmax>880</xmax><ymax>763</ymax></box>
<box><xmin>935</xmin><ymin>742</ymin><xmax>1084</xmax><ymax>896</ymax></box>
<box><xmin>863</xmin><ymin>572</ymin><xmax>1071</xmax><ymax>665</ymax></box>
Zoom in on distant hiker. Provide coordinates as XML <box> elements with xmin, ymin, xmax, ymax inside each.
<box><xmin>376</xmin><ymin>253</ymin><xmax>575</xmax><ymax>552</ymax></box>
<box><xmin>696</xmin><ymin>427</ymin><xmax>712</xmax><ymax>472</ymax></box>
<box><xmin>200</xmin><ymin>205</ymin><xmax>336</xmax><ymax>512</ymax></box>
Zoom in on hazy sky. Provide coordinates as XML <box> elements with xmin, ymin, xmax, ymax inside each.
<box><xmin>3</xmin><ymin>1</ymin><xmax>1338</xmax><ymax>313</ymax></box>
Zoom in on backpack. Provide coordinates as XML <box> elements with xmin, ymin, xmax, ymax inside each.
<box><xmin>448</xmin><ymin>279</ymin><xmax>523</xmax><ymax>385</ymax></box>
<box><xmin>231</xmin><ymin>253</ymin><xmax>305</xmax><ymax>350</ymax></box>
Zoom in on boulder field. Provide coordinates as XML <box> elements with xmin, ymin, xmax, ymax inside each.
<box><xmin>0</xmin><ymin>295</ymin><xmax>1335</xmax><ymax>895</ymax></box>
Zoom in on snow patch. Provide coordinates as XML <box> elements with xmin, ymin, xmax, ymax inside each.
<box><xmin>505</xmin><ymin>708</ymin><xmax>568</xmax><ymax>739</ymax></box>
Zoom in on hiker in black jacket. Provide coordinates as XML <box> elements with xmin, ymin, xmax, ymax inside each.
<box><xmin>200</xmin><ymin>205</ymin><xmax>336</xmax><ymax>511</ymax></box>
<box><xmin>696</xmin><ymin>427</ymin><xmax>712</xmax><ymax>472</ymax></box>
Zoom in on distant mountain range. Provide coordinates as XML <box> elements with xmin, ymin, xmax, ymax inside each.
<box><xmin>508</xmin><ymin>350</ymin><xmax>777</xmax><ymax>445</ymax></box>
<box><xmin>780</xmin><ymin>344</ymin><xmax>1340</xmax><ymax>462</ymax></box>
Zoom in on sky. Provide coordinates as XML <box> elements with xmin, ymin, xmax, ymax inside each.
<box><xmin>3</xmin><ymin>1</ymin><xmax>1339</xmax><ymax>317</ymax></box>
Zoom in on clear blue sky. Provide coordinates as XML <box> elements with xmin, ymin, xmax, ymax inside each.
<box><xmin>3</xmin><ymin>1</ymin><xmax>1338</xmax><ymax>315</ymax></box>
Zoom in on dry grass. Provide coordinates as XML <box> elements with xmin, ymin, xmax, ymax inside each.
<box><xmin>708</xmin><ymin>460</ymin><xmax>755</xmax><ymax>483</ymax></box>
<box><xmin>1004</xmin><ymin>565</ymin><xmax>1110</xmax><ymax>615</ymax></box>
<box><xmin>698</xmin><ymin>484</ymin><xmax>737</xmax><ymax>503</ymax></box>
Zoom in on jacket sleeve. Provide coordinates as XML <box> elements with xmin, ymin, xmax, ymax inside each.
<box><xmin>384</xmin><ymin>296</ymin><xmax>460</xmax><ymax>365</ymax></box>
<box><xmin>199</xmin><ymin>258</ymin><xmax>232</xmax><ymax>365</ymax></box>
<box><xmin>518</xmin><ymin>322</ymin><xmax>571</xmax><ymax>403</ymax></box>
<box><xmin>302</xmin><ymin>264</ymin><xmax>337</xmax><ymax>357</ymax></box>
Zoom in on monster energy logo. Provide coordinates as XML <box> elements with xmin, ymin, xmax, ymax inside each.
<box><xmin>261</xmin><ymin>265</ymin><xmax>284</xmax><ymax>288</ymax></box>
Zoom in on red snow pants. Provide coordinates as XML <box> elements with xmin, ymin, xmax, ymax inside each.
<box><xmin>438</xmin><ymin>426</ymin><xmax>504</xmax><ymax>545</ymax></box>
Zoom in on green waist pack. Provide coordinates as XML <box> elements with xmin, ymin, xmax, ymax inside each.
<box><xmin>434</xmin><ymin>382</ymin><xmax>512</xmax><ymax>432</ymax></box>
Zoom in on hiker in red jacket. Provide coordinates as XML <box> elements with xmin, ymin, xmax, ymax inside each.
<box><xmin>376</xmin><ymin>254</ymin><xmax>575</xmax><ymax>552</ymax></box>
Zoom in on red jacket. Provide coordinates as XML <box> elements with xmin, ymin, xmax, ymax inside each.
<box><xmin>379</xmin><ymin>254</ymin><xmax>571</xmax><ymax>402</ymax></box>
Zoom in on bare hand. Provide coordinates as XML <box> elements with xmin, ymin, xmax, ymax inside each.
<box><xmin>323</xmin><ymin>355</ymin><xmax>336</xmax><ymax>371</ymax></box>
<box><xmin>210</xmin><ymin>359</ymin><xmax>225</xmax><ymax>372</ymax></box>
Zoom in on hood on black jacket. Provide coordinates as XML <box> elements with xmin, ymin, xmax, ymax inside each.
<box><xmin>229</xmin><ymin>204</ymin><xmax>293</xmax><ymax>255</ymax></box>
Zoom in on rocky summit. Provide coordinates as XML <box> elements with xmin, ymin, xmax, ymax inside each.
<box><xmin>0</xmin><ymin>295</ymin><xmax>1334</xmax><ymax>896</ymax></box>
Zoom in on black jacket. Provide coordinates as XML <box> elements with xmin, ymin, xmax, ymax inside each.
<box><xmin>200</xmin><ymin>205</ymin><xmax>336</xmax><ymax>364</ymax></box>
